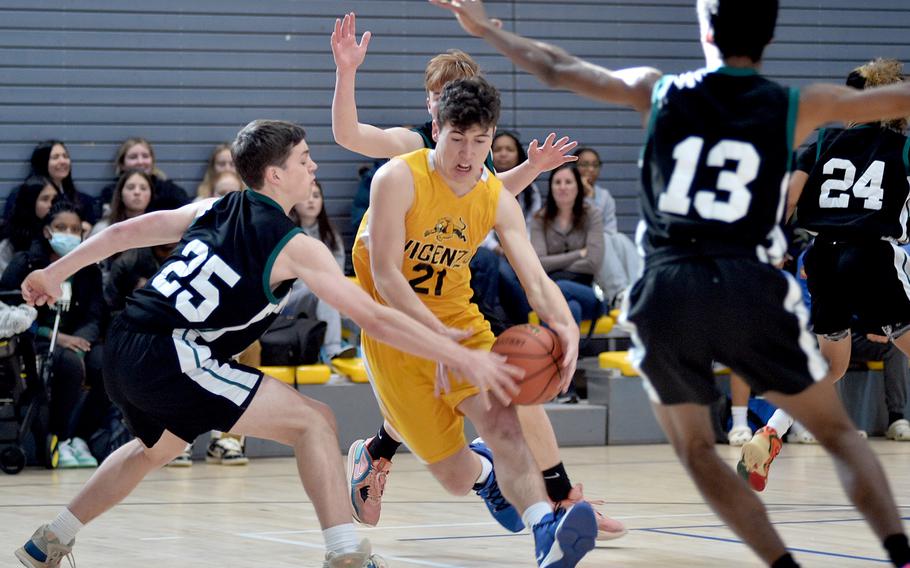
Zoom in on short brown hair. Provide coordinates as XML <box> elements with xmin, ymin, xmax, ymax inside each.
<box><xmin>232</xmin><ymin>120</ymin><xmax>306</xmax><ymax>190</ymax></box>
<box><xmin>424</xmin><ymin>49</ymin><xmax>480</xmax><ymax>93</ymax></box>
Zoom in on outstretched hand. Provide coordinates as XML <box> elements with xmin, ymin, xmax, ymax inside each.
<box><xmin>448</xmin><ymin>349</ymin><xmax>523</xmax><ymax>409</ymax></box>
<box><xmin>21</xmin><ymin>269</ymin><xmax>62</xmax><ymax>308</ymax></box>
<box><xmin>331</xmin><ymin>12</ymin><xmax>372</xmax><ymax>71</ymax></box>
<box><xmin>547</xmin><ymin>321</ymin><xmax>580</xmax><ymax>393</ymax></box>
<box><xmin>429</xmin><ymin>0</ymin><xmax>495</xmax><ymax>38</ymax></box>
<box><xmin>528</xmin><ymin>133</ymin><xmax>579</xmax><ymax>173</ymax></box>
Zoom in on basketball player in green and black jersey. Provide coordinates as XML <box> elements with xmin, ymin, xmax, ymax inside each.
<box><xmin>433</xmin><ymin>0</ymin><xmax>910</xmax><ymax>566</ymax></box>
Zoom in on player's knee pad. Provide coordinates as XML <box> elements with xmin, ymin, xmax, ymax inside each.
<box><xmin>884</xmin><ymin>322</ymin><xmax>910</xmax><ymax>341</ymax></box>
<box><xmin>821</xmin><ymin>329</ymin><xmax>850</xmax><ymax>342</ymax></box>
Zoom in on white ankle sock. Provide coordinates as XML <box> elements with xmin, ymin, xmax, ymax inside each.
<box><xmin>731</xmin><ymin>406</ymin><xmax>748</xmax><ymax>430</ymax></box>
<box><xmin>522</xmin><ymin>501</ymin><xmax>552</xmax><ymax>529</ymax></box>
<box><xmin>48</xmin><ymin>508</ymin><xmax>83</xmax><ymax>544</ymax></box>
<box><xmin>323</xmin><ymin>523</ymin><xmax>359</xmax><ymax>555</ymax></box>
<box><xmin>767</xmin><ymin>409</ymin><xmax>794</xmax><ymax>435</ymax></box>
<box><xmin>474</xmin><ymin>454</ymin><xmax>493</xmax><ymax>487</ymax></box>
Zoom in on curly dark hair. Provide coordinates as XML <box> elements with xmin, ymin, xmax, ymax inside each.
<box><xmin>699</xmin><ymin>0</ymin><xmax>778</xmax><ymax>63</ymax></box>
<box><xmin>436</xmin><ymin>77</ymin><xmax>501</xmax><ymax>133</ymax></box>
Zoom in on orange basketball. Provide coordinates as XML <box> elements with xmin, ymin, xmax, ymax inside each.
<box><xmin>492</xmin><ymin>324</ymin><xmax>564</xmax><ymax>405</ymax></box>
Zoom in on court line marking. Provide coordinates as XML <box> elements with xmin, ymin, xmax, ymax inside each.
<box><xmin>245</xmin><ymin>521</ymin><xmax>499</xmax><ymax>536</ymax></box>
<box><xmin>237</xmin><ymin>532</ymin><xmax>468</xmax><ymax>568</ymax></box>
<box><xmin>139</xmin><ymin>536</ymin><xmax>184</xmax><ymax>541</ymax></box>
<box><xmin>639</xmin><ymin>528</ymin><xmax>889</xmax><ymax>563</ymax></box>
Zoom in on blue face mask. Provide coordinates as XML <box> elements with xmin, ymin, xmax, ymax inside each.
<box><xmin>48</xmin><ymin>232</ymin><xmax>81</xmax><ymax>256</ymax></box>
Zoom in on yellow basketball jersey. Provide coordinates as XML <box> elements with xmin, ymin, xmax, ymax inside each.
<box><xmin>352</xmin><ymin>148</ymin><xmax>501</xmax><ymax>329</ymax></box>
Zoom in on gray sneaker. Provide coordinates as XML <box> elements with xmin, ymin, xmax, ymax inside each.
<box><xmin>323</xmin><ymin>539</ymin><xmax>388</xmax><ymax>567</ymax></box>
<box><xmin>14</xmin><ymin>524</ymin><xmax>74</xmax><ymax>568</ymax></box>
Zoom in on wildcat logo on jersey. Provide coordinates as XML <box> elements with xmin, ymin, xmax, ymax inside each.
<box><xmin>424</xmin><ymin>216</ymin><xmax>468</xmax><ymax>243</ymax></box>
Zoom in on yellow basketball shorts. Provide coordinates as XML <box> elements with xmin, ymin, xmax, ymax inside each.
<box><xmin>362</xmin><ymin>327</ymin><xmax>495</xmax><ymax>464</ymax></box>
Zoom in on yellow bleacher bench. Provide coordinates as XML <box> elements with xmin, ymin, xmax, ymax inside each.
<box><xmin>867</xmin><ymin>361</ymin><xmax>884</xmax><ymax>371</ymax></box>
<box><xmin>296</xmin><ymin>365</ymin><xmax>331</xmax><ymax>384</ymax></box>
<box><xmin>331</xmin><ymin>357</ymin><xmax>369</xmax><ymax>383</ymax></box>
<box><xmin>527</xmin><ymin>312</ymin><xmax>614</xmax><ymax>335</ymax></box>
<box><xmin>598</xmin><ymin>351</ymin><xmax>639</xmax><ymax>377</ymax></box>
<box><xmin>259</xmin><ymin>365</ymin><xmax>296</xmax><ymax>384</ymax></box>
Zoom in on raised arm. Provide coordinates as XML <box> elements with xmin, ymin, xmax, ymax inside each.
<box><xmin>22</xmin><ymin>200</ymin><xmax>213</xmax><ymax>306</ymax></box>
<box><xmin>795</xmin><ymin>82</ymin><xmax>910</xmax><ymax>145</ymax></box>
<box><xmin>331</xmin><ymin>12</ymin><xmax>426</xmax><ymax>158</ymax></box>
<box><xmin>272</xmin><ymin>232</ymin><xmax>521</xmax><ymax>406</ymax></box>
<box><xmin>497</xmin><ymin>133</ymin><xmax>578</xmax><ymax>197</ymax></box>
<box><xmin>430</xmin><ymin>0</ymin><xmax>659</xmax><ymax>113</ymax></box>
<box><xmin>494</xmin><ymin>190</ymin><xmax>579</xmax><ymax>388</ymax></box>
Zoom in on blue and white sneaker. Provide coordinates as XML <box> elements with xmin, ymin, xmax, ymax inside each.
<box><xmin>533</xmin><ymin>502</ymin><xmax>598</xmax><ymax>567</ymax></box>
<box><xmin>469</xmin><ymin>438</ymin><xmax>524</xmax><ymax>533</ymax></box>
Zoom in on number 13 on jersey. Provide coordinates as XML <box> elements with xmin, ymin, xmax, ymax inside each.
<box><xmin>657</xmin><ymin>136</ymin><xmax>760</xmax><ymax>222</ymax></box>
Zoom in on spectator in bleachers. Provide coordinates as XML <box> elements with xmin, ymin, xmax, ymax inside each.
<box><xmin>97</xmin><ymin>137</ymin><xmax>189</xmax><ymax>219</ymax></box>
<box><xmin>574</xmin><ymin>147</ymin><xmax>641</xmax><ymax>308</ymax></box>
<box><xmin>210</xmin><ymin>170</ymin><xmax>244</xmax><ymax>198</ymax></box>
<box><xmin>89</xmin><ymin>170</ymin><xmax>154</xmax><ymax>237</ymax></box>
<box><xmin>284</xmin><ymin>180</ymin><xmax>357</xmax><ymax>363</ymax></box>
<box><xmin>0</xmin><ymin>177</ymin><xmax>59</xmax><ymax>273</ymax></box>
<box><xmin>0</xmin><ymin>200</ymin><xmax>108</xmax><ymax>468</ymax></box>
<box><xmin>493</xmin><ymin>132</ymin><xmax>541</xmax><ymax>220</ymax></box>
<box><xmin>5</xmin><ymin>140</ymin><xmax>96</xmax><ymax>226</ymax></box>
<box><xmin>851</xmin><ymin>332</ymin><xmax>910</xmax><ymax>441</ymax></box>
<box><xmin>195</xmin><ymin>143</ymin><xmax>236</xmax><ymax>200</ymax></box>
<box><xmin>530</xmin><ymin>164</ymin><xmax>604</xmax><ymax>326</ymax></box>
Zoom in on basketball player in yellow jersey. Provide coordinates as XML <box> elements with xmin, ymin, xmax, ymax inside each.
<box><xmin>353</xmin><ymin>77</ymin><xmax>598</xmax><ymax>567</ymax></box>
<box><xmin>334</xmin><ymin>12</ymin><xmax>626</xmax><ymax>541</ymax></box>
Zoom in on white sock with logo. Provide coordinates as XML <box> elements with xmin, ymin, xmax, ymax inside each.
<box><xmin>767</xmin><ymin>409</ymin><xmax>794</xmax><ymax>436</ymax></box>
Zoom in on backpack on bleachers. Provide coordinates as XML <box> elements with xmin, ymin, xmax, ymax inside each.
<box><xmin>259</xmin><ymin>315</ymin><xmax>327</xmax><ymax>366</ymax></box>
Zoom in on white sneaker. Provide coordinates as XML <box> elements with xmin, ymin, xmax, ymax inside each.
<box><xmin>57</xmin><ymin>440</ymin><xmax>79</xmax><ymax>469</ymax></box>
<box><xmin>887</xmin><ymin>419</ymin><xmax>910</xmax><ymax>441</ymax></box>
<box><xmin>727</xmin><ymin>425</ymin><xmax>752</xmax><ymax>446</ymax></box>
<box><xmin>788</xmin><ymin>429</ymin><xmax>818</xmax><ymax>444</ymax></box>
<box><xmin>68</xmin><ymin>437</ymin><xmax>98</xmax><ymax>468</ymax></box>
<box><xmin>167</xmin><ymin>444</ymin><xmax>193</xmax><ymax>467</ymax></box>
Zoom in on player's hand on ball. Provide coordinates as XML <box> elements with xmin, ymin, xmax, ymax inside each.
<box><xmin>331</xmin><ymin>12</ymin><xmax>372</xmax><ymax>71</ymax></box>
<box><xmin>548</xmin><ymin>321</ymin><xmax>579</xmax><ymax>393</ymax></box>
<box><xmin>451</xmin><ymin>350</ymin><xmax>523</xmax><ymax>409</ymax></box>
<box><xmin>528</xmin><ymin>133</ymin><xmax>579</xmax><ymax>173</ymax></box>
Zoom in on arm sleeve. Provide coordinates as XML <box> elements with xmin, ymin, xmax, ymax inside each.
<box><xmin>0</xmin><ymin>252</ymin><xmax>32</xmax><ymax>290</ymax></box>
<box><xmin>70</xmin><ymin>267</ymin><xmax>106</xmax><ymax>343</ymax></box>
<box><xmin>564</xmin><ymin>208</ymin><xmax>605</xmax><ymax>275</ymax></box>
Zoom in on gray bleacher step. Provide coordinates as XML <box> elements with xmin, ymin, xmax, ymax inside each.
<box><xmin>192</xmin><ymin>382</ymin><xmax>606</xmax><ymax>460</ymax></box>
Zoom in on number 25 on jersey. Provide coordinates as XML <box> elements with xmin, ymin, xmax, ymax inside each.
<box><xmin>151</xmin><ymin>239</ymin><xmax>241</xmax><ymax>322</ymax></box>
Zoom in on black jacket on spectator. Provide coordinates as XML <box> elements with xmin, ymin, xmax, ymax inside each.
<box><xmin>97</xmin><ymin>174</ymin><xmax>189</xmax><ymax>219</ymax></box>
<box><xmin>104</xmin><ymin>247</ymin><xmax>164</xmax><ymax>314</ymax></box>
<box><xmin>0</xmin><ymin>240</ymin><xmax>106</xmax><ymax>342</ymax></box>
<box><xmin>4</xmin><ymin>184</ymin><xmax>97</xmax><ymax>225</ymax></box>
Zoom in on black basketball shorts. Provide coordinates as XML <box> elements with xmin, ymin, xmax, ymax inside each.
<box><xmin>622</xmin><ymin>257</ymin><xmax>827</xmax><ymax>405</ymax></box>
<box><xmin>804</xmin><ymin>239</ymin><xmax>910</xmax><ymax>337</ymax></box>
<box><xmin>103</xmin><ymin>317</ymin><xmax>263</xmax><ymax>447</ymax></box>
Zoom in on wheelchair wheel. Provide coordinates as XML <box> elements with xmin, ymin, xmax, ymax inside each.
<box><xmin>44</xmin><ymin>434</ymin><xmax>58</xmax><ymax>469</ymax></box>
<box><xmin>0</xmin><ymin>446</ymin><xmax>26</xmax><ymax>474</ymax></box>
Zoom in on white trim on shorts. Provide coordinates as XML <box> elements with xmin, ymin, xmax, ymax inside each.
<box><xmin>889</xmin><ymin>242</ymin><xmax>910</xmax><ymax>303</ymax></box>
<box><xmin>172</xmin><ymin>329</ymin><xmax>260</xmax><ymax>406</ymax></box>
<box><xmin>782</xmin><ymin>273</ymin><xmax>828</xmax><ymax>382</ymax></box>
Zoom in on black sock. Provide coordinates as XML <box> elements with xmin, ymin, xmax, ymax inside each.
<box><xmin>366</xmin><ymin>425</ymin><xmax>401</xmax><ymax>462</ymax></box>
<box><xmin>542</xmin><ymin>462</ymin><xmax>573</xmax><ymax>502</ymax></box>
<box><xmin>771</xmin><ymin>553</ymin><xmax>800</xmax><ymax>568</ymax></box>
<box><xmin>884</xmin><ymin>533</ymin><xmax>910</xmax><ymax>567</ymax></box>
<box><xmin>889</xmin><ymin>412</ymin><xmax>905</xmax><ymax>426</ymax></box>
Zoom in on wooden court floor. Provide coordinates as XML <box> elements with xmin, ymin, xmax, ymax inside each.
<box><xmin>2</xmin><ymin>441</ymin><xmax>908</xmax><ymax>567</ymax></box>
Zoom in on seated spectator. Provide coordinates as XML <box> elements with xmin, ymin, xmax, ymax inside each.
<box><xmin>0</xmin><ymin>177</ymin><xmax>59</xmax><ymax>273</ymax></box>
<box><xmin>574</xmin><ymin>146</ymin><xmax>641</xmax><ymax>307</ymax></box>
<box><xmin>0</xmin><ymin>200</ymin><xmax>108</xmax><ymax>468</ymax></box>
<box><xmin>530</xmin><ymin>164</ymin><xmax>605</xmax><ymax>325</ymax></box>
<box><xmin>195</xmin><ymin>143</ymin><xmax>236</xmax><ymax>200</ymax></box>
<box><xmin>470</xmin><ymin>131</ymin><xmax>543</xmax><ymax>330</ymax></box>
<box><xmin>5</xmin><ymin>140</ymin><xmax>96</xmax><ymax>226</ymax></box>
<box><xmin>210</xmin><ymin>170</ymin><xmax>244</xmax><ymax>198</ymax></box>
<box><xmin>90</xmin><ymin>170</ymin><xmax>154</xmax><ymax>237</ymax></box>
<box><xmin>493</xmin><ymin>132</ymin><xmax>542</xmax><ymax>220</ymax></box>
<box><xmin>97</xmin><ymin>137</ymin><xmax>189</xmax><ymax>219</ymax></box>
<box><xmin>850</xmin><ymin>332</ymin><xmax>909</xmax><ymax>441</ymax></box>
<box><xmin>284</xmin><ymin>180</ymin><xmax>357</xmax><ymax>363</ymax></box>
